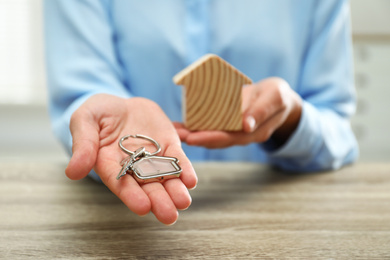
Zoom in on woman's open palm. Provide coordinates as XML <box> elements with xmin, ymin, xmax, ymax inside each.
<box><xmin>66</xmin><ymin>94</ymin><xmax>197</xmax><ymax>225</ymax></box>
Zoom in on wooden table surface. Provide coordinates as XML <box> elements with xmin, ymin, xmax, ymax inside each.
<box><xmin>1</xmin><ymin>162</ymin><xmax>390</xmax><ymax>259</ymax></box>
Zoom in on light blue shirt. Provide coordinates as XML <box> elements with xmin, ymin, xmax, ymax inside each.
<box><xmin>44</xmin><ymin>0</ymin><xmax>359</xmax><ymax>172</ymax></box>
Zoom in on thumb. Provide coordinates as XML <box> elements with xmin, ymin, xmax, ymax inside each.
<box><xmin>241</xmin><ymin>84</ymin><xmax>259</xmax><ymax>133</ymax></box>
<box><xmin>65</xmin><ymin>110</ymin><xmax>100</xmax><ymax>180</ymax></box>
<box><xmin>243</xmin><ymin>115</ymin><xmax>257</xmax><ymax>133</ymax></box>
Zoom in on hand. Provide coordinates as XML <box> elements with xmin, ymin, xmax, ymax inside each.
<box><xmin>175</xmin><ymin>77</ymin><xmax>302</xmax><ymax>148</ymax></box>
<box><xmin>65</xmin><ymin>94</ymin><xmax>197</xmax><ymax>225</ymax></box>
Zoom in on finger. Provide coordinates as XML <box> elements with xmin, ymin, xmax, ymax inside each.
<box><xmin>243</xmin><ymin>83</ymin><xmax>285</xmax><ymax>133</ymax></box>
<box><xmin>163</xmin><ymin>178</ymin><xmax>192</xmax><ymax>210</ymax></box>
<box><xmin>172</xmin><ymin>122</ymin><xmax>185</xmax><ymax>129</ymax></box>
<box><xmin>253</xmin><ymin>110</ymin><xmax>286</xmax><ymax>143</ymax></box>
<box><xmin>97</xmin><ymin>156</ymin><xmax>152</xmax><ymax>216</ymax></box>
<box><xmin>164</xmin><ymin>144</ymin><xmax>198</xmax><ymax>190</ymax></box>
<box><xmin>173</xmin><ymin>122</ymin><xmax>191</xmax><ymax>142</ymax></box>
<box><xmin>186</xmin><ymin>131</ymin><xmax>231</xmax><ymax>148</ymax></box>
<box><xmin>185</xmin><ymin>131</ymin><xmax>251</xmax><ymax>149</ymax></box>
<box><xmin>66</xmin><ymin>109</ymin><xmax>100</xmax><ymax>180</ymax></box>
<box><xmin>142</xmin><ymin>182</ymin><xmax>179</xmax><ymax>225</ymax></box>
<box><xmin>241</xmin><ymin>84</ymin><xmax>256</xmax><ymax>112</ymax></box>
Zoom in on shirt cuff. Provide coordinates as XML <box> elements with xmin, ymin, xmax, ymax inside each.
<box><xmin>264</xmin><ymin>101</ymin><xmax>322</xmax><ymax>169</ymax></box>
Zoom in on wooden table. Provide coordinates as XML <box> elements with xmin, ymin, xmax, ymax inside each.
<box><xmin>1</xmin><ymin>162</ymin><xmax>390</xmax><ymax>259</ymax></box>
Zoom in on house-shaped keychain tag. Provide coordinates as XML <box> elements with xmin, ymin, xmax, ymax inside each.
<box><xmin>173</xmin><ymin>54</ymin><xmax>252</xmax><ymax>131</ymax></box>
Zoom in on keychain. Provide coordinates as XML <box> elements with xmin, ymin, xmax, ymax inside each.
<box><xmin>116</xmin><ymin>134</ymin><xmax>182</xmax><ymax>184</ymax></box>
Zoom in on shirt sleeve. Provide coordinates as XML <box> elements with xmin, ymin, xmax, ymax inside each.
<box><xmin>44</xmin><ymin>0</ymin><xmax>130</xmax><ymax>154</ymax></box>
<box><xmin>263</xmin><ymin>0</ymin><xmax>359</xmax><ymax>171</ymax></box>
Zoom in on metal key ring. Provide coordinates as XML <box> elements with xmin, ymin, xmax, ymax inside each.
<box><xmin>119</xmin><ymin>134</ymin><xmax>161</xmax><ymax>156</ymax></box>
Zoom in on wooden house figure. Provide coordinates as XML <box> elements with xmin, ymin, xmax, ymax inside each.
<box><xmin>173</xmin><ymin>54</ymin><xmax>252</xmax><ymax>131</ymax></box>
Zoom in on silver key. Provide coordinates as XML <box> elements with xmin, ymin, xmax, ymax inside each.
<box><xmin>116</xmin><ymin>147</ymin><xmax>145</xmax><ymax>180</ymax></box>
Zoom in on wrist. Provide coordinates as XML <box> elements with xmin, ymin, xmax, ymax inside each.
<box><xmin>272</xmin><ymin>92</ymin><xmax>302</xmax><ymax>146</ymax></box>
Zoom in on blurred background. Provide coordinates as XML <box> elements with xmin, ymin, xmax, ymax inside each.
<box><xmin>0</xmin><ymin>0</ymin><xmax>389</xmax><ymax>163</ymax></box>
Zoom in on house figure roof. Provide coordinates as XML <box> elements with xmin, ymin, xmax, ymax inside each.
<box><xmin>173</xmin><ymin>54</ymin><xmax>252</xmax><ymax>131</ymax></box>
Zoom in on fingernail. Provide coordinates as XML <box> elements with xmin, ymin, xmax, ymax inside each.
<box><xmin>139</xmin><ymin>212</ymin><xmax>149</xmax><ymax>217</ymax></box>
<box><xmin>246</xmin><ymin>116</ymin><xmax>256</xmax><ymax>132</ymax></box>
<box><xmin>188</xmin><ymin>184</ymin><xmax>197</xmax><ymax>191</ymax></box>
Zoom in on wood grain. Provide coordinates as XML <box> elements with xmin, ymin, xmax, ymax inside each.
<box><xmin>173</xmin><ymin>54</ymin><xmax>252</xmax><ymax>131</ymax></box>
<box><xmin>1</xmin><ymin>162</ymin><xmax>390</xmax><ymax>259</ymax></box>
